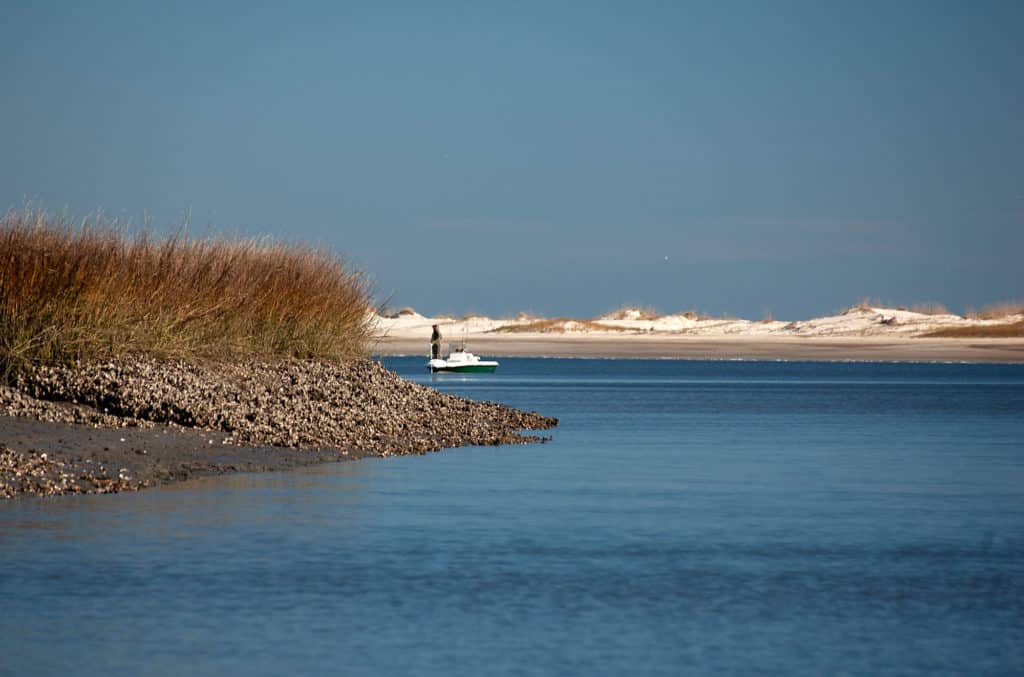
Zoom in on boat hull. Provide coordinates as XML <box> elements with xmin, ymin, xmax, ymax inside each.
<box><xmin>428</xmin><ymin>351</ymin><xmax>499</xmax><ymax>373</ymax></box>
<box><xmin>431</xmin><ymin>364</ymin><xmax>498</xmax><ymax>373</ymax></box>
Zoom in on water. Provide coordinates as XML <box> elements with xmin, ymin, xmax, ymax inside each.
<box><xmin>2</xmin><ymin>358</ymin><xmax>1023</xmax><ymax>675</ymax></box>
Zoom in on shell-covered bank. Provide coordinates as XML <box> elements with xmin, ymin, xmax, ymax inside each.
<box><xmin>1</xmin><ymin>357</ymin><xmax>557</xmax><ymax>498</ymax></box>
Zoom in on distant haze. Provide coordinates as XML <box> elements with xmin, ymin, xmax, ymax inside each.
<box><xmin>2</xmin><ymin>2</ymin><xmax>1021</xmax><ymax>319</ymax></box>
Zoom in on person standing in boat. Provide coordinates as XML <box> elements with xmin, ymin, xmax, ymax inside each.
<box><xmin>430</xmin><ymin>324</ymin><xmax>442</xmax><ymax>360</ymax></box>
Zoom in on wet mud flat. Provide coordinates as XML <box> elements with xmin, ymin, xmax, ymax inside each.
<box><xmin>1</xmin><ymin>416</ymin><xmax>364</xmax><ymax>497</ymax></box>
<box><xmin>1</xmin><ymin>358</ymin><xmax>557</xmax><ymax>499</ymax></box>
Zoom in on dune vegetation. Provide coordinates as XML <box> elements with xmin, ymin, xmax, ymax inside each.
<box><xmin>600</xmin><ymin>305</ymin><xmax>662</xmax><ymax>321</ymax></box>
<box><xmin>919</xmin><ymin>302</ymin><xmax>1024</xmax><ymax>337</ymax></box>
<box><xmin>492</xmin><ymin>318</ymin><xmax>620</xmax><ymax>333</ymax></box>
<box><xmin>0</xmin><ymin>209</ymin><xmax>375</xmax><ymax>379</ymax></box>
<box><xmin>923</xmin><ymin>320</ymin><xmax>1024</xmax><ymax>338</ymax></box>
<box><xmin>967</xmin><ymin>302</ymin><xmax>1024</xmax><ymax>320</ymax></box>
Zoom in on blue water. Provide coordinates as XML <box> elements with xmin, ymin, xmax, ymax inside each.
<box><xmin>2</xmin><ymin>358</ymin><xmax>1023</xmax><ymax>676</ymax></box>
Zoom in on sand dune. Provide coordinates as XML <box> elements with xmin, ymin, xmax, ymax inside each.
<box><xmin>372</xmin><ymin>307</ymin><xmax>1024</xmax><ymax>362</ymax></box>
<box><xmin>376</xmin><ymin>305</ymin><xmax>1022</xmax><ymax>339</ymax></box>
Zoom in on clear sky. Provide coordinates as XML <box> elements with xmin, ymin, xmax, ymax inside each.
<box><xmin>2</xmin><ymin>1</ymin><xmax>1021</xmax><ymax>319</ymax></box>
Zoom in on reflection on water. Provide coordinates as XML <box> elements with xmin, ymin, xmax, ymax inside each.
<box><xmin>2</xmin><ymin>358</ymin><xmax>1023</xmax><ymax>676</ymax></box>
<box><xmin>1</xmin><ymin>461</ymin><xmax>372</xmax><ymax>545</ymax></box>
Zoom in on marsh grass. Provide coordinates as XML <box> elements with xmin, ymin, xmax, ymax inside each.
<box><xmin>0</xmin><ymin>209</ymin><xmax>374</xmax><ymax>378</ymax></box>
<box><xmin>924</xmin><ymin>320</ymin><xmax>1024</xmax><ymax>338</ymax></box>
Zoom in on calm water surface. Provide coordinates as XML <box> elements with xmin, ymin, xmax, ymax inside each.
<box><xmin>2</xmin><ymin>358</ymin><xmax>1023</xmax><ymax>675</ymax></box>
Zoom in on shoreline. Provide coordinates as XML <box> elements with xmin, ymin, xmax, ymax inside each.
<box><xmin>1</xmin><ymin>357</ymin><xmax>557</xmax><ymax>499</ymax></box>
<box><xmin>5</xmin><ymin>336</ymin><xmax>1022</xmax><ymax>498</ymax></box>
<box><xmin>1</xmin><ymin>415</ymin><xmax>369</xmax><ymax>498</ymax></box>
<box><xmin>373</xmin><ymin>335</ymin><xmax>1024</xmax><ymax>363</ymax></box>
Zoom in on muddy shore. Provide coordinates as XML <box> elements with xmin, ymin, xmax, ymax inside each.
<box><xmin>0</xmin><ymin>416</ymin><xmax>365</xmax><ymax>497</ymax></box>
<box><xmin>1</xmin><ymin>358</ymin><xmax>557</xmax><ymax>499</ymax></box>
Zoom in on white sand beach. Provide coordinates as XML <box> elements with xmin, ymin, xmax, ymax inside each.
<box><xmin>372</xmin><ymin>307</ymin><xmax>1024</xmax><ymax>362</ymax></box>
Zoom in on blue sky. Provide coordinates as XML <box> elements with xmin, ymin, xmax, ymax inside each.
<box><xmin>2</xmin><ymin>1</ymin><xmax>1021</xmax><ymax>318</ymax></box>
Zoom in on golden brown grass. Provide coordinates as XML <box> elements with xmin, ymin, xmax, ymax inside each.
<box><xmin>923</xmin><ymin>320</ymin><xmax>1024</xmax><ymax>338</ymax></box>
<box><xmin>966</xmin><ymin>302</ymin><xmax>1024</xmax><ymax>320</ymax></box>
<box><xmin>0</xmin><ymin>209</ymin><xmax>374</xmax><ymax>378</ymax></box>
<box><xmin>493</xmin><ymin>318</ymin><xmax>620</xmax><ymax>333</ymax></box>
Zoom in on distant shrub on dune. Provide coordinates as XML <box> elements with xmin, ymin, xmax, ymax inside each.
<box><xmin>493</xmin><ymin>318</ymin><xmax>618</xmax><ymax>333</ymax></box>
<box><xmin>967</xmin><ymin>302</ymin><xmax>1024</xmax><ymax>320</ymax></box>
<box><xmin>599</xmin><ymin>306</ymin><xmax>661</xmax><ymax>321</ymax></box>
<box><xmin>844</xmin><ymin>298</ymin><xmax>879</xmax><ymax>314</ymax></box>
<box><xmin>381</xmin><ymin>307</ymin><xmax>418</xmax><ymax>319</ymax></box>
<box><xmin>678</xmin><ymin>310</ymin><xmax>712</xmax><ymax>321</ymax></box>
<box><xmin>924</xmin><ymin>321</ymin><xmax>1024</xmax><ymax>338</ymax></box>
<box><xmin>0</xmin><ymin>209</ymin><xmax>374</xmax><ymax>378</ymax></box>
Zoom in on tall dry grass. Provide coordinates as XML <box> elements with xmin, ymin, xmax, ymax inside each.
<box><xmin>966</xmin><ymin>302</ymin><xmax>1024</xmax><ymax>320</ymax></box>
<box><xmin>924</xmin><ymin>320</ymin><xmax>1024</xmax><ymax>338</ymax></box>
<box><xmin>0</xmin><ymin>209</ymin><xmax>374</xmax><ymax>378</ymax></box>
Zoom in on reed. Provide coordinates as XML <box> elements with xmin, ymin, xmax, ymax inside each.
<box><xmin>0</xmin><ymin>209</ymin><xmax>375</xmax><ymax>378</ymax></box>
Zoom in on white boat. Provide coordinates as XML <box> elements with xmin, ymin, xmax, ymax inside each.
<box><xmin>428</xmin><ymin>346</ymin><xmax>499</xmax><ymax>373</ymax></box>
